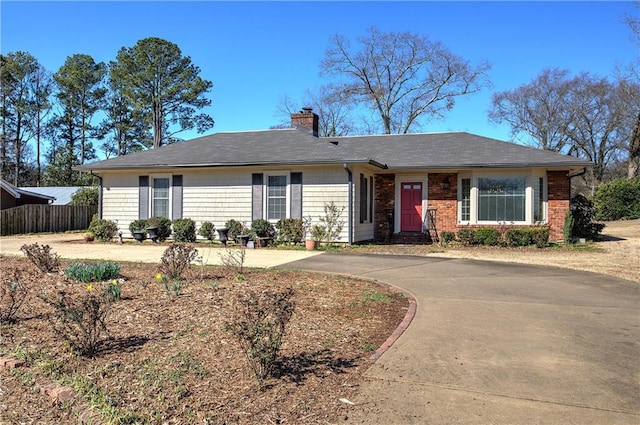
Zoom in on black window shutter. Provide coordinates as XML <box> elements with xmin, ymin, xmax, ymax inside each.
<box><xmin>369</xmin><ymin>176</ymin><xmax>374</xmax><ymax>223</ymax></box>
<box><xmin>172</xmin><ymin>175</ymin><xmax>183</xmax><ymax>220</ymax></box>
<box><xmin>290</xmin><ymin>172</ymin><xmax>303</xmax><ymax>219</ymax></box>
<box><xmin>252</xmin><ymin>173</ymin><xmax>264</xmax><ymax>220</ymax></box>
<box><xmin>359</xmin><ymin>173</ymin><xmax>365</xmax><ymax>223</ymax></box>
<box><xmin>139</xmin><ymin>176</ymin><xmax>149</xmax><ymax>219</ymax></box>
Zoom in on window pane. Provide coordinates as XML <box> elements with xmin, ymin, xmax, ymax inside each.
<box><xmin>478</xmin><ymin>177</ymin><xmax>526</xmax><ymax>221</ymax></box>
<box><xmin>152</xmin><ymin>178</ymin><xmax>170</xmax><ymax>218</ymax></box>
<box><xmin>267</xmin><ymin>175</ymin><xmax>287</xmax><ymax>220</ymax></box>
<box><xmin>461</xmin><ymin>178</ymin><xmax>471</xmax><ymax>221</ymax></box>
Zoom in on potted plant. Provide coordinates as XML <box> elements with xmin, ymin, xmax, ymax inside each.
<box><xmin>306</xmin><ymin>224</ymin><xmax>325</xmax><ymax>250</ymax></box>
<box><xmin>251</xmin><ymin>219</ymin><xmax>276</xmax><ymax>248</ymax></box>
<box><xmin>129</xmin><ymin>219</ymin><xmax>148</xmax><ymax>243</ymax></box>
<box><xmin>83</xmin><ymin>232</ymin><xmax>95</xmax><ymax>242</ymax></box>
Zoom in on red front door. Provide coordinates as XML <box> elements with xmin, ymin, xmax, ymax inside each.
<box><xmin>401</xmin><ymin>183</ymin><xmax>423</xmax><ymax>232</ymax></box>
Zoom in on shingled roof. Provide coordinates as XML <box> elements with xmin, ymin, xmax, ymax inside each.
<box><xmin>76</xmin><ymin>128</ymin><xmax>590</xmax><ymax>172</ymax></box>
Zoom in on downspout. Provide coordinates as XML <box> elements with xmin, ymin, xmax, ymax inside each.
<box><xmin>343</xmin><ymin>163</ymin><xmax>353</xmax><ymax>245</ymax></box>
<box><xmin>568</xmin><ymin>168</ymin><xmax>587</xmax><ymax>196</ymax></box>
<box><xmin>90</xmin><ymin>171</ymin><xmax>103</xmax><ymax>219</ymax></box>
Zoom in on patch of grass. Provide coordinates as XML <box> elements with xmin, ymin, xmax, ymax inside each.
<box><xmin>549</xmin><ymin>242</ymin><xmax>605</xmax><ymax>252</ymax></box>
<box><xmin>363</xmin><ymin>289</ymin><xmax>391</xmax><ymax>303</ymax></box>
<box><xmin>359</xmin><ymin>343</ymin><xmax>377</xmax><ymax>352</ymax></box>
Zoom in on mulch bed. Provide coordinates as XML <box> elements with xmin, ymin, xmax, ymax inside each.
<box><xmin>0</xmin><ymin>256</ymin><xmax>407</xmax><ymax>424</ymax></box>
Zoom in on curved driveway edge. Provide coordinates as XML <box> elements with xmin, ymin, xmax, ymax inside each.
<box><xmin>279</xmin><ymin>253</ymin><xmax>640</xmax><ymax>425</ymax></box>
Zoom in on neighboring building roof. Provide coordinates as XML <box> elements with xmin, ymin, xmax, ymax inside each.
<box><xmin>76</xmin><ymin>128</ymin><xmax>591</xmax><ymax>172</ymax></box>
<box><xmin>1</xmin><ymin>179</ymin><xmax>56</xmax><ymax>202</ymax></box>
<box><xmin>20</xmin><ymin>186</ymin><xmax>82</xmax><ymax>205</ymax></box>
<box><xmin>76</xmin><ymin>128</ymin><xmax>384</xmax><ymax>171</ymax></box>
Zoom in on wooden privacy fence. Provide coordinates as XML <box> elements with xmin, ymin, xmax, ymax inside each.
<box><xmin>1</xmin><ymin>204</ymin><xmax>97</xmax><ymax>236</ymax></box>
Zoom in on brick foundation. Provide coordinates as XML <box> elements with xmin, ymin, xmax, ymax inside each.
<box><xmin>374</xmin><ymin>174</ymin><xmax>395</xmax><ymax>242</ymax></box>
<box><xmin>547</xmin><ymin>170</ymin><xmax>570</xmax><ymax>240</ymax></box>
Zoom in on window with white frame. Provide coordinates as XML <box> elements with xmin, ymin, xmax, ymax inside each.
<box><xmin>458</xmin><ymin>174</ymin><xmax>546</xmax><ymax>224</ymax></box>
<box><xmin>152</xmin><ymin>177</ymin><xmax>170</xmax><ymax>218</ymax></box>
<box><xmin>267</xmin><ymin>175</ymin><xmax>287</xmax><ymax>220</ymax></box>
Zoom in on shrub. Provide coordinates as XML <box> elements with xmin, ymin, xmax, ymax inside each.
<box><xmin>148</xmin><ymin>216</ymin><xmax>172</xmax><ymax>242</ymax></box>
<box><xmin>505</xmin><ymin>228</ymin><xmax>532</xmax><ymax>247</ymax></box>
<box><xmin>570</xmin><ymin>195</ymin><xmax>605</xmax><ymax>241</ymax></box>
<box><xmin>65</xmin><ymin>262</ymin><xmax>121</xmax><ymax>283</ymax></box>
<box><xmin>0</xmin><ymin>269</ymin><xmax>31</xmax><ymax>324</ymax></box>
<box><xmin>318</xmin><ymin>202</ymin><xmax>344</xmax><ymax>243</ymax></box>
<box><xmin>530</xmin><ymin>226</ymin><xmax>550</xmax><ymax>248</ymax></box>
<box><xmin>593</xmin><ymin>177</ymin><xmax>640</xmax><ymax>221</ymax></box>
<box><xmin>440</xmin><ymin>231</ymin><xmax>456</xmax><ymax>244</ymax></box>
<box><xmin>475</xmin><ymin>227</ymin><xmax>501</xmax><ymax>246</ymax></box>
<box><xmin>198</xmin><ymin>221</ymin><xmax>216</xmax><ymax>241</ymax></box>
<box><xmin>563</xmin><ymin>210</ymin><xmax>574</xmax><ymax>245</ymax></box>
<box><xmin>225</xmin><ymin>219</ymin><xmax>247</xmax><ymax>242</ymax></box>
<box><xmin>43</xmin><ymin>287</ymin><xmax>110</xmax><ymax>357</ymax></box>
<box><xmin>88</xmin><ymin>218</ymin><xmax>118</xmax><ymax>242</ymax></box>
<box><xmin>251</xmin><ymin>219</ymin><xmax>276</xmax><ymax>239</ymax></box>
<box><xmin>20</xmin><ymin>243</ymin><xmax>60</xmax><ymax>273</ymax></box>
<box><xmin>457</xmin><ymin>227</ymin><xmax>476</xmax><ymax>246</ymax></box>
<box><xmin>158</xmin><ymin>244</ymin><xmax>198</xmax><ymax>280</ymax></box>
<box><xmin>226</xmin><ymin>287</ymin><xmax>295</xmax><ymax>383</ymax></box>
<box><xmin>219</xmin><ymin>247</ymin><xmax>247</xmax><ymax>277</ymax></box>
<box><xmin>129</xmin><ymin>219</ymin><xmax>149</xmax><ymax>235</ymax></box>
<box><xmin>276</xmin><ymin>218</ymin><xmax>304</xmax><ymax>244</ymax></box>
<box><xmin>173</xmin><ymin>218</ymin><xmax>197</xmax><ymax>243</ymax></box>
<box><xmin>70</xmin><ymin>186</ymin><xmax>99</xmax><ymax>206</ymax></box>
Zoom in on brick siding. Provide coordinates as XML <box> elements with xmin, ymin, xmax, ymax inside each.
<box><xmin>373</xmin><ymin>174</ymin><xmax>395</xmax><ymax>242</ymax></box>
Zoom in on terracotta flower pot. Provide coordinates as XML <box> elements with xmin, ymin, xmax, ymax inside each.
<box><xmin>305</xmin><ymin>240</ymin><xmax>317</xmax><ymax>250</ymax></box>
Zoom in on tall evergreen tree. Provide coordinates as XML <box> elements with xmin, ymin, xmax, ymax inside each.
<box><xmin>111</xmin><ymin>37</ymin><xmax>214</xmax><ymax>148</ymax></box>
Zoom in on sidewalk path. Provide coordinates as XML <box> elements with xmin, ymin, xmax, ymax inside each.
<box><xmin>280</xmin><ymin>253</ymin><xmax>640</xmax><ymax>425</ymax></box>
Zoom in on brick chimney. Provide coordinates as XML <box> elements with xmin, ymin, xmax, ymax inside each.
<box><xmin>291</xmin><ymin>107</ymin><xmax>319</xmax><ymax>137</ymax></box>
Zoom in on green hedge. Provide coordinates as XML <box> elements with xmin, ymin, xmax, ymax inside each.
<box><xmin>173</xmin><ymin>218</ymin><xmax>196</xmax><ymax>242</ymax></box>
<box><xmin>88</xmin><ymin>218</ymin><xmax>118</xmax><ymax>242</ymax></box>
<box><xmin>593</xmin><ymin>177</ymin><xmax>640</xmax><ymax>221</ymax></box>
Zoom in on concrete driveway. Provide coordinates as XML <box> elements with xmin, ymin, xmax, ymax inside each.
<box><xmin>279</xmin><ymin>254</ymin><xmax>640</xmax><ymax>425</ymax></box>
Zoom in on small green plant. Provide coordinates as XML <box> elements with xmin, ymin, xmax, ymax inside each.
<box><xmin>225</xmin><ymin>219</ymin><xmax>247</xmax><ymax>242</ymax></box>
<box><xmin>42</xmin><ymin>285</ymin><xmax>111</xmax><ymax>357</ymax></box>
<box><xmin>65</xmin><ymin>262</ymin><xmax>121</xmax><ymax>283</ymax></box>
<box><xmin>275</xmin><ymin>218</ymin><xmax>304</xmax><ymax>244</ymax></box>
<box><xmin>440</xmin><ymin>231</ymin><xmax>456</xmax><ymax>244</ymax></box>
<box><xmin>20</xmin><ymin>243</ymin><xmax>60</xmax><ymax>273</ymax></box>
<box><xmin>0</xmin><ymin>269</ymin><xmax>31</xmax><ymax>324</ymax></box>
<box><xmin>475</xmin><ymin>227</ymin><xmax>501</xmax><ymax>246</ymax></box>
<box><xmin>155</xmin><ymin>273</ymin><xmax>183</xmax><ymax>298</ymax></box>
<box><xmin>563</xmin><ymin>210</ymin><xmax>575</xmax><ymax>245</ymax></box>
<box><xmin>105</xmin><ymin>279</ymin><xmax>123</xmax><ymax>301</ymax></box>
<box><xmin>198</xmin><ymin>221</ymin><xmax>216</xmax><ymax>242</ymax></box>
<box><xmin>173</xmin><ymin>218</ymin><xmax>197</xmax><ymax>242</ymax></box>
<box><xmin>159</xmin><ymin>243</ymin><xmax>198</xmax><ymax>280</ymax></box>
<box><xmin>226</xmin><ymin>287</ymin><xmax>295</xmax><ymax>383</ymax></box>
<box><xmin>363</xmin><ymin>289</ymin><xmax>391</xmax><ymax>303</ymax></box>
<box><xmin>310</xmin><ymin>224</ymin><xmax>325</xmax><ymax>242</ymax></box>
<box><xmin>318</xmin><ymin>201</ymin><xmax>344</xmax><ymax>244</ymax></box>
<box><xmin>360</xmin><ymin>343</ymin><xmax>377</xmax><ymax>352</ymax></box>
<box><xmin>457</xmin><ymin>227</ymin><xmax>476</xmax><ymax>246</ymax></box>
<box><xmin>251</xmin><ymin>219</ymin><xmax>276</xmax><ymax>239</ymax></box>
<box><xmin>88</xmin><ymin>218</ymin><xmax>118</xmax><ymax>242</ymax></box>
<box><xmin>530</xmin><ymin>226</ymin><xmax>550</xmax><ymax>248</ymax></box>
<box><xmin>148</xmin><ymin>216</ymin><xmax>172</xmax><ymax>242</ymax></box>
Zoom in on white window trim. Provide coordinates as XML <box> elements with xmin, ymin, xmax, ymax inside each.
<box><xmin>150</xmin><ymin>174</ymin><xmax>172</xmax><ymax>219</ymax></box>
<box><xmin>263</xmin><ymin>171</ymin><xmax>290</xmax><ymax>222</ymax></box>
<box><xmin>394</xmin><ymin>174</ymin><xmax>427</xmax><ymax>232</ymax></box>
<box><xmin>457</xmin><ymin>171</ymin><xmax>547</xmax><ymax>225</ymax></box>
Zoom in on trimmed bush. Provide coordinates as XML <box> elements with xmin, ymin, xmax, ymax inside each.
<box><xmin>198</xmin><ymin>221</ymin><xmax>216</xmax><ymax>241</ymax></box>
<box><xmin>593</xmin><ymin>177</ymin><xmax>640</xmax><ymax>221</ymax></box>
<box><xmin>276</xmin><ymin>219</ymin><xmax>304</xmax><ymax>244</ymax></box>
<box><xmin>65</xmin><ymin>262</ymin><xmax>121</xmax><ymax>283</ymax></box>
<box><xmin>505</xmin><ymin>228</ymin><xmax>532</xmax><ymax>247</ymax></box>
<box><xmin>70</xmin><ymin>186</ymin><xmax>99</xmax><ymax>206</ymax></box>
<box><xmin>173</xmin><ymin>218</ymin><xmax>197</xmax><ymax>243</ymax></box>
<box><xmin>570</xmin><ymin>195</ymin><xmax>605</xmax><ymax>241</ymax></box>
<box><xmin>563</xmin><ymin>210</ymin><xmax>574</xmax><ymax>245</ymax></box>
<box><xmin>457</xmin><ymin>227</ymin><xmax>476</xmax><ymax>246</ymax></box>
<box><xmin>129</xmin><ymin>219</ymin><xmax>149</xmax><ymax>235</ymax></box>
<box><xmin>225</xmin><ymin>219</ymin><xmax>246</xmax><ymax>242</ymax></box>
<box><xmin>475</xmin><ymin>227</ymin><xmax>501</xmax><ymax>246</ymax></box>
<box><xmin>530</xmin><ymin>226</ymin><xmax>550</xmax><ymax>248</ymax></box>
<box><xmin>88</xmin><ymin>218</ymin><xmax>118</xmax><ymax>242</ymax></box>
<box><xmin>148</xmin><ymin>217</ymin><xmax>172</xmax><ymax>242</ymax></box>
<box><xmin>251</xmin><ymin>219</ymin><xmax>276</xmax><ymax>239</ymax></box>
<box><xmin>440</xmin><ymin>231</ymin><xmax>456</xmax><ymax>244</ymax></box>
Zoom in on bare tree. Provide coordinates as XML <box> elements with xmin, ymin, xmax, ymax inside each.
<box><xmin>320</xmin><ymin>26</ymin><xmax>490</xmax><ymax>134</ymax></box>
<box><xmin>275</xmin><ymin>85</ymin><xmax>357</xmax><ymax>136</ymax></box>
<box><xmin>623</xmin><ymin>1</ymin><xmax>640</xmax><ymax>177</ymax></box>
<box><xmin>489</xmin><ymin>68</ymin><xmax>577</xmax><ymax>152</ymax></box>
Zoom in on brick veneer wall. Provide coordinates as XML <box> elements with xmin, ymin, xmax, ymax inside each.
<box><xmin>427</xmin><ymin>173</ymin><xmax>458</xmax><ymax>235</ymax></box>
<box><xmin>374</xmin><ymin>174</ymin><xmax>395</xmax><ymax>242</ymax></box>
<box><xmin>547</xmin><ymin>170</ymin><xmax>570</xmax><ymax>240</ymax></box>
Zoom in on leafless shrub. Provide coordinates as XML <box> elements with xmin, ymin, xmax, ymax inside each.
<box><xmin>158</xmin><ymin>244</ymin><xmax>198</xmax><ymax>280</ymax></box>
<box><xmin>20</xmin><ymin>243</ymin><xmax>60</xmax><ymax>273</ymax></box>
<box><xmin>219</xmin><ymin>247</ymin><xmax>247</xmax><ymax>276</ymax></box>
<box><xmin>0</xmin><ymin>270</ymin><xmax>31</xmax><ymax>324</ymax></box>
<box><xmin>226</xmin><ymin>287</ymin><xmax>295</xmax><ymax>383</ymax></box>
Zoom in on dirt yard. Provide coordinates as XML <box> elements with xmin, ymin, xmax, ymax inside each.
<box><xmin>354</xmin><ymin>219</ymin><xmax>640</xmax><ymax>283</ymax></box>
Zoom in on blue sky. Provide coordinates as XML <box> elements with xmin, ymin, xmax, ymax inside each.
<box><xmin>2</xmin><ymin>1</ymin><xmax>638</xmax><ymax>147</ymax></box>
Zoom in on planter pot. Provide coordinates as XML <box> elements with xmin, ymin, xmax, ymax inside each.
<box><xmin>146</xmin><ymin>226</ymin><xmax>159</xmax><ymax>244</ymax></box>
<box><xmin>237</xmin><ymin>234</ymin><xmax>250</xmax><ymax>247</ymax></box>
<box><xmin>305</xmin><ymin>240</ymin><xmax>317</xmax><ymax>250</ymax></box>
<box><xmin>217</xmin><ymin>227</ymin><xmax>229</xmax><ymax>246</ymax></box>
<box><xmin>132</xmin><ymin>231</ymin><xmax>146</xmax><ymax>243</ymax></box>
<box><xmin>256</xmin><ymin>237</ymin><xmax>271</xmax><ymax>248</ymax></box>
